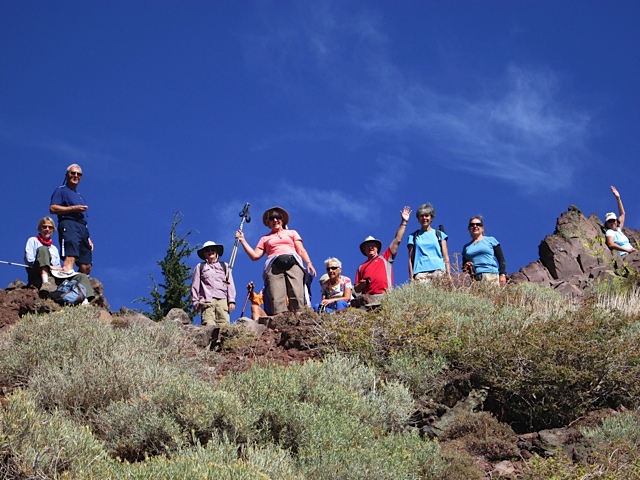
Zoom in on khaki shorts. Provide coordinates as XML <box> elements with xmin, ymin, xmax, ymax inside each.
<box><xmin>200</xmin><ymin>299</ymin><xmax>230</xmax><ymax>326</ymax></box>
<box><xmin>413</xmin><ymin>270</ymin><xmax>445</xmax><ymax>283</ymax></box>
<box><xmin>475</xmin><ymin>273</ymin><xmax>500</xmax><ymax>285</ymax></box>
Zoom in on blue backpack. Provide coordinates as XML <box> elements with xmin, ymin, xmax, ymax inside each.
<box><xmin>50</xmin><ymin>279</ymin><xmax>87</xmax><ymax>305</ymax></box>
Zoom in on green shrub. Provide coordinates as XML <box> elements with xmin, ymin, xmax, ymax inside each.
<box><xmin>150</xmin><ymin>375</ymin><xmax>257</xmax><ymax>445</ymax></box>
<box><xmin>0</xmin><ymin>309</ymin><xmax>199</xmax><ymax>418</ymax></box>
<box><xmin>298</xmin><ymin>430</ymin><xmax>455</xmax><ymax>480</ymax></box>
<box><xmin>320</xmin><ymin>282</ymin><xmax>640</xmax><ymax>431</ymax></box>
<box><xmin>0</xmin><ymin>389</ymin><xmax>106</xmax><ymax>479</ymax></box>
<box><xmin>581</xmin><ymin>409</ymin><xmax>640</xmax><ymax>448</ymax></box>
<box><xmin>454</xmin><ymin>302</ymin><xmax>640</xmax><ymax>430</ymax></box>
<box><xmin>217</xmin><ymin>355</ymin><xmax>472</xmax><ymax>478</ymax></box>
<box><xmin>442</xmin><ymin>412</ymin><xmax>519</xmax><ymax>461</ymax></box>
<box><xmin>94</xmin><ymin>397</ymin><xmax>183</xmax><ymax>462</ymax></box>
<box><xmin>89</xmin><ymin>438</ymin><xmax>301</xmax><ymax>480</ymax></box>
<box><xmin>385</xmin><ymin>350</ymin><xmax>449</xmax><ymax>397</ymax></box>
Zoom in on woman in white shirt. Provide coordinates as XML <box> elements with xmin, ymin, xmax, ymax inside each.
<box><xmin>604</xmin><ymin>186</ymin><xmax>636</xmax><ymax>257</ymax></box>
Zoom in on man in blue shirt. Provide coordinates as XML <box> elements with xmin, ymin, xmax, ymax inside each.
<box><xmin>49</xmin><ymin>164</ymin><xmax>93</xmax><ymax>275</ymax></box>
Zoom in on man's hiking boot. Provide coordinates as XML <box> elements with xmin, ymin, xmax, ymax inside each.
<box><xmin>39</xmin><ymin>280</ymin><xmax>57</xmax><ymax>295</ymax></box>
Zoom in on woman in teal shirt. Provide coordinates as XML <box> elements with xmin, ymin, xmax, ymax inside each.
<box><xmin>462</xmin><ymin>216</ymin><xmax>506</xmax><ymax>286</ymax></box>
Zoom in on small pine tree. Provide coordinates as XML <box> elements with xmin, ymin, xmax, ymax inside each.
<box><xmin>137</xmin><ymin>212</ymin><xmax>198</xmax><ymax>321</ymax></box>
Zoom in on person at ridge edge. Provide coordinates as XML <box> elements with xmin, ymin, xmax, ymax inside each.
<box><xmin>235</xmin><ymin>206</ymin><xmax>316</xmax><ymax>314</ymax></box>
<box><xmin>604</xmin><ymin>186</ymin><xmax>636</xmax><ymax>256</ymax></box>
<box><xmin>191</xmin><ymin>241</ymin><xmax>236</xmax><ymax>326</ymax></box>
<box><xmin>462</xmin><ymin>215</ymin><xmax>507</xmax><ymax>285</ymax></box>
<box><xmin>353</xmin><ymin>206</ymin><xmax>411</xmax><ymax>306</ymax></box>
<box><xmin>315</xmin><ymin>257</ymin><xmax>352</xmax><ymax>313</ymax></box>
<box><xmin>49</xmin><ymin>164</ymin><xmax>93</xmax><ymax>274</ymax></box>
<box><xmin>407</xmin><ymin>203</ymin><xmax>450</xmax><ymax>282</ymax></box>
<box><xmin>24</xmin><ymin>216</ymin><xmax>95</xmax><ymax>300</ymax></box>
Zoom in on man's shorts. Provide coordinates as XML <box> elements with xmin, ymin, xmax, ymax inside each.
<box><xmin>200</xmin><ymin>299</ymin><xmax>230</xmax><ymax>326</ymax></box>
<box><xmin>413</xmin><ymin>270</ymin><xmax>445</xmax><ymax>283</ymax></box>
<box><xmin>59</xmin><ymin>220</ymin><xmax>92</xmax><ymax>266</ymax></box>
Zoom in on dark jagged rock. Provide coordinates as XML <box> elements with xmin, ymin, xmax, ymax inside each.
<box><xmin>511</xmin><ymin>206</ymin><xmax>640</xmax><ymax>297</ymax></box>
<box><xmin>0</xmin><ymin>276</ymin><xmax>110</xmax><ymax>327</ymax></box>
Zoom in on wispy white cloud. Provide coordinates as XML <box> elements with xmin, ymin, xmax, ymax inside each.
<box><xmin>0</xmin><ymin>122</ymin><xmax>125</xmax><ymax>177</ymax></box>
<box><xmin>212</xmin><ymin>167</ymin><xmax>407</xmax><ymax>236</ymax></box>
<box><xmin>273</xmin><ymin>183</ymin><xmax>372</xmax><ymax>221</ymax></box>
<box><xmin>346</xmin><ymin>64</ymin><xmax>589</xmax><ymax>190</ymax></box>
<box><xmin>245</xmin><ymin>4</ymin><xmax>591</xmax><ymax>192</ymax></box>
<box><xmin>42</xmin><ymin>139</ymin><xmax>119</xmax><ymax>165</ymax></box>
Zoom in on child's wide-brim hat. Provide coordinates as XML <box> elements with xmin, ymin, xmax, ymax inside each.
<box><xmin>197</xmin><ymin>241</ymin><xmax>224</xmax><ymax>260</ymax></box>
<box><xmin>262</xmin><ymin>206</ymin><xmax>290</xmax><ymax>227</ymax></box>
<box><xmin>359</xmin><ymin>236</ymin><xmax>383</xmax><ymax>256</ymax></box>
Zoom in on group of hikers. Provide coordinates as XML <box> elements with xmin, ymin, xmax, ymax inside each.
<box><xmin>24</xmin><ymin>163</ymin><xmax>95</xmax><ymax>304</ymax></box>
<box><xmin>194</xmin><ymin>203</ymin><xmax>509</xmax><ymax>326</ymax></box>
<box><xmin>23</xmin><ymin>164</ymin><xmax>635</xmax><ymax>323</ymax></box>
<box><xmin>191</xmin><ymin>186</ymin><xmax>635</xmax><ymax>327</ymax></box>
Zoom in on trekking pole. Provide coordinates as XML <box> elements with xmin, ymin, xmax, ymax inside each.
<box><xmin>0</xmin><ymin>260</ymin><xmax>28</xmax><ymax>268</ymax></box>
<box><xmin>240</xmin><ymin>288</ymin><xmax>252</xmax><ymax>319</ymax></box>
<box><xmin>228</xmin><ymin>203</ymin><xmax>251</xmax><ymax>272</ymax></box>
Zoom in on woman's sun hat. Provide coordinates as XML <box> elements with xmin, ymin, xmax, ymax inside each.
<box><xmin>197</xmin><ymin>241</ymin><xmax>224</xmax><ymax>260</ymax></box>
<box><xmin>604</xmin><ymin>212</ymin><xmax>617</xmax><ymax>223</ymax></box>
<box><xmin>262</xmin><ymin>206</ymin><xmax>290</xmax><ymax>227</ymax></box>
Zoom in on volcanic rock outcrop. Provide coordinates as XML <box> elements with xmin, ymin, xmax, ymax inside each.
<box><xmin>510</xmin><ymin>205</ymin><xmax>640</xmax><ymax>297</ymax></box>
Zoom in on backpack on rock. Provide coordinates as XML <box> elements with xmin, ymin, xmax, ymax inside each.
<box><xmin>49</xmin><ymin>279</ymin><xmax>87</xmax><ymax>305</ymax></box>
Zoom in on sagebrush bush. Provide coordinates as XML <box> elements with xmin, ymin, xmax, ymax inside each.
<box><xmin>150</xmin><ymin>375</ymin><xmax>257</xmax><ymax>445</ymax></box>
<box><xmin>217</xmin><ymin>355</ymin><xmax>469</xmax><ymax>479</ymax></box>
<box><xmin>95</xmin><ymin>397</ymin><xmax>183</xmax><ymax>462</ymax></box>
<box><xmin>581</xmin><ymin>409</ymin><xmax>640</xmax><ymax>448</ymax></box>
<box><xmin>385</xmin><ymin>350</ymin><xmax>449</xmax><ymax>397</ymax></box>
<box><xmin>89</xmin><ymin>438</ymin><xmax>301</xmax><ymax>480</ymax></box>
<box><xmin>442</xmin><ymin>411</ymin><xmax>519</xmax><ymax>461</ymax></box>
<box><xmin>4</xmin><ymin>277</ymin><xmax>640</xmax><ymax>477</ymax></box>
<box><xmin>320</xmin><ymin>282</ymin><xmax>640</xmax><ymax>431</ymax></box>
<box><xmin>0</xmin><ymin>309</ymin><xmax>200</xmax><ymax>418</ymax></box>
<box><xmin>455</xmin><ymin>302</ymin><xmax>640</xmax><ymax>430</ymax></box>
<box><xmin>0</xmin><ymin>389</ymin><xmax>106</xmax><ymax>479</ymax></box>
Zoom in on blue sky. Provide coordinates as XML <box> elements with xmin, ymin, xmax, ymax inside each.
<box><xmin>1</xmin><ymin>1</ymin><xmax>639</xmax><ymax>312</ymax></box>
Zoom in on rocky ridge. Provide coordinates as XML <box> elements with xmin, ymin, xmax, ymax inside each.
<box><xmin>1</xmin><ymin>205</ymin><xmax>639</xmax><ymax>478</ymax></box>
<box><xmin>510</xmin><ymin>205</ymin><xmax>640</xmax><ymax>296</ymax></box>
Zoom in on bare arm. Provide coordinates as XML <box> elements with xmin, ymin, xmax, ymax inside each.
<box><xmin>441</xmin><ymin>239</ymin><xmax>451</xmax><ymax>276</ymax></box>
<box><xmin>606</xmin><ymin>234</ymin><xmax>637</xmax><ymax>254</ymax></box>
<box><xmin>611</xmin><ymin>186</ymin><xmax>626</xmax><ymax>229</ymax></box>
<box><xmin>389</xmin><ymin>206</ymin><xmax>411</xmax><ymax>256</ymax></box>
<box><xmin>235</xmin><ymin>230</ymin><xmax>264</xmax><ymax>261</ymax></box>
<box><xmin>294</xmin><ymin>238</ymin><xmax>316</xmax><ymax>276</ymax></box>
<box><xmin>353</xmin><ymin>266</ymin><xmax>367</xmax><ymax>294</ymax></box>
<box><xmin>321</xmin><ymin>286</ymin><xmax>352</xmax><ymax>306</ymax></box>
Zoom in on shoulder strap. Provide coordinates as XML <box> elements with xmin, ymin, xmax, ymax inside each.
<box><xmin>410</xmin><ymin>230</ymin><xmax>419</xmax><ymax>265</ymax></box>
<box><xmin>221</xmin><ymin>262</ymin><xmax>229</xmax><ymax>284</ymax></box>
<box><xmin>200</xmin><ymin>261</ymin><xmax>230</xmax><ymax>284</ymax></box>
<box><xmin>436</xmin><ymin>229</ymin><xmax>443</xmax><ymax>255</ymax></box>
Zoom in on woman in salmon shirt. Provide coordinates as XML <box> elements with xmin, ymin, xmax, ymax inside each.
<box><xmin>236</xmin><ymin>206</ymin><xmax>316</xmax><ymax>314</ymax></box>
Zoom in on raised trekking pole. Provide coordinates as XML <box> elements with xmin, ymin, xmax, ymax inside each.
<box><xmin>0</xmin><ymin>260</ymin><xmax>28</xmax><ymax>268</ymax></box>
<box><xmin>228</xmin><ymin>202</ymin><xmax>251</xmax><ymax>272</ymax></box>
<box><xmin>239</xmin><ymin>282</ymin><xmax>254</xmax><ymax>319</ymax></box>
